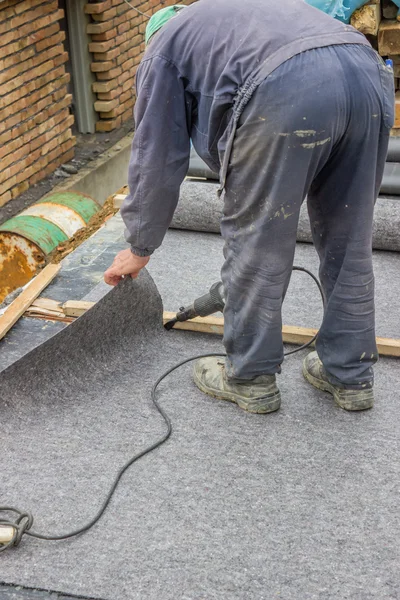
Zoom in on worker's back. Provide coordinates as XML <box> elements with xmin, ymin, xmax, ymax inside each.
<box><xmin>141</xmin><ymin>0</ymin><xmax>367</xmax><ymax>169</ymax></box>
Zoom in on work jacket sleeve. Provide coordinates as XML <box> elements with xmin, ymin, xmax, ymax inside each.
<box><xmin>121</xmin><ymin>55</ymin><xmax>191</xmax><ymax>256</ymax></box>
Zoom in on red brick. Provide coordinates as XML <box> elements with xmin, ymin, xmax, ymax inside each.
<box><xmin>95</xmin><ymin>116</ymin><xmax>122</xmax><ymax>132</ymax></box>
<box><xmin>121</xmin><ymin>106</ymin><xmax>133</xmax><ymax>123</ymax></box>
<box><xmin>94</xmin><ymin>99</ymin><xmax>118</xmax><ymax>112</ymax></box>
<box><xmin>0</xmin><ymin>44</ymin><xmax>63</xmax><ymax>86</ymax></box>
<box><xmin>118</xmin><ymin>56</ymin><xmax>135</xmax><ymax>72</ymax></box>
<box><xmin>0</xmin><ymin>191</ymin><xmax>12</xmax><ymax>207</ymax></box>
<box><xmin>100</xmin><ymin>97</ymin><xmax>133</xmax><ymax>119</ymax></box>
<box><xmin>14</xmin><ymin>0</ymin><xmax>48</xmax><ymax>15</ymax></box>
<box><xmin>36</xmin><ymin>30</ymin><xmax>66</xmax><ymax>52</ymax></box>
<box><xmin>0</xmin><ymin>45</ymin><xmax>35</xmax><ymax>70</ymax></box>
<box><xmin>0</xmin><ymin>1</ymin><xmax>58</xmax><ymax>35</ymax></box>
<box><xmin>97</xmin><ymin>87</ymin><xmax>122</xmax><ymax>100</ymax></box>
<box><xmin>119</xmin><ymin>89</ymin><xmax>131</xmax><ymax>104</ymax></box>
<box><xmin>92</xmin><ymin>79</ymin><xmax>117</xmax><ymax>93</ymax></box>
<box><xmin>91</xmin><ymin>27</ymin><xmax>118</xmax><ymax>41</ymax></box>
<box><xmin>87</xmin><ymin>20</ymin><xmax>114</xmax><ymax>34</ymax></box>
<box><xmin>122</xmin><ymin>77</ymin><xmax>135</xmax><ymax>91</ymax></box>
<box><xmin>115</xmin><ymin>2</ymin><xmax>130</xmax><ymax>16</ymax></box>
<box><xmin>0</xmin><ymin>21</ymin><xmax>60</xmax><ymax>58</ymax></box>
<box><xmin>91</xmin><ymin>60</ymin><xmax>116</xmax><ymax>72</ymax></box>
<box><xmin>96</xmin><ymin>66</ymin><xmax>122</xmax><ymax>80</ymax></box>
<box><xmin>91</xmin><ymin>7</ymin><xmax>117</xmax><ymax>21</ymax></box>
<box><xmin>0</xmin><ymin>9</ymin><xmax>64</xmax><ymax>48</ymax></box>
<box><xmin>93</xmin><ymin>47</ymin><xmax>120</xmax><ymax>61</ymax></box>
<box><xmin>2</xmin><ymin>144</ymin><xmax>30</xmax><ymax>169</ymax></box>
<box><xmin>84</xmin><ymin>0</ymin><xmax>111</xmax><ymax>14</ymax></box>
<box><xmin>10</xmin><ymin>180</ymin><xmax>29</xmax><ymax>199</ymax></box>
<box><xmin>53</xmin><ymin>52</ymin><xmax>68</xmax><ymax>67</ymax></box>
<box><xmin>89</xmin><ymin>39</ymin><xmax>114</xmax><ymax>52</ymax></box>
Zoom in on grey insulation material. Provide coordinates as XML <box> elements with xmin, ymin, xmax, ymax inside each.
<box><xmin>387</xmin><ymin>136</ymin><xmax>400</xmax><ymax>162</ymax></box>
<box><xmin>172</xmin><ymin>181</ymin><xmax>400</xmax><ymax>251</ymax></box>
<box><xmin>1</xmin><ymin>270</ymin><xmax>400</xmax><ymax>599</ymax></box>
<box><xmin>381</xmin><ymin>161</ymin><xmax>400</xmax><ymax>195</ymax></box>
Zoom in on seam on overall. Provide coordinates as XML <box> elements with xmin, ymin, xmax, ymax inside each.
<box><xmin>135</xmin><ymin>79</ymin><xmax>148</xmax><ymax>249</ymax></box>
<box><xmin>139</xmin><ymin>53</ymin><xmax>214</xmax><ymax>98</ymax></box>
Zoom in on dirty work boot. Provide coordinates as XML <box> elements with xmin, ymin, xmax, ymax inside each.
<box><xmin>303</xmin><ymin>351</ymin><xmax>374</xmax><ymax>411</ymax></box>
<box><xmin>193</xmin><ymin>357</ymin><xmax>281</xmax><ymax>414</ymax></box>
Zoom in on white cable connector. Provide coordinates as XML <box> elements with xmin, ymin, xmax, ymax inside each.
<box><xmin>0</xmin><ymin>525</ymin><xmax>15</xmax><ymax>544</ymax></box>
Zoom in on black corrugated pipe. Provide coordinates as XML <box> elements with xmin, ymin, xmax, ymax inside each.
<box><xmin>387</xmin><ymin>137</ymin><xmax>400</xmax><ymax>163</ymax></box>
<box><xmin>188</xmin><ymin>148</ymin><xmax>400</xmax><ymax>196</ymax></box>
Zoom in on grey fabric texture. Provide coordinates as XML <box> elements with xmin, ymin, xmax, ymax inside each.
<box><xmin>1</xmin><ymin>269</ymin><xmax>400</xmax><ymax>599</ymax></box>
<box><xmin>1</xmin><ymin>218</ymin><xmax>399</xmax><ymax>374</ymax></box>
<box><xmin>173</xmin><ymin>181</ymin><xmax>400</xmax><ymax>252</ymax></box>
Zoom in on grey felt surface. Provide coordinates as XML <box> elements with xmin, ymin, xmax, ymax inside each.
<box><xmin>173</xmin><ymin>181</ymin><xmax>400</xmax><ymax>251</ymax></box>
<box><xmin>1</xmin><ymin>269</ymin><xmax>400</xmax><ymax>600</ymax></box>
<box><xmin>1</xmin><ymin>214</ymin><xmax>399</xmax><ymax>374</ymax></box>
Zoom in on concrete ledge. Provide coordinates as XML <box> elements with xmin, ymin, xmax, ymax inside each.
<box><xmin>41</xmin><ymin>134</ymin><xmax>132</xmax><ymax>207</ymax></box>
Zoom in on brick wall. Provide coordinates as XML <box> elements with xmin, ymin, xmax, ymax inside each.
<box><xmin>0</xmin><ymin>0</ymin><xmax>74</xmax><ymax>207</ymax></box>
<box><xmin>87</xmin><ymin>0</ymin><xmax>196</xmax><ymax>132</ymax></box>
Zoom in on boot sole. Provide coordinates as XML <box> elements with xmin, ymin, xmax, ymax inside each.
<box><xmin>193</xmin><ymin>371</ymin><xmax>281</xmax><ymax>414</ymax></box>
<box><xmin>302</xmin><ymin>362</ymin><xmax>374</xmax><ymax>411</ymax></box>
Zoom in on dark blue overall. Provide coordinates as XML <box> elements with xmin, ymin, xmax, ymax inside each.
<box><xmin>221</xmin><ymin>44</ymin><xmax>394</xmax><ymax>387</ymax></box>
<box><xmin>121</xmin><ymin>0</ymin><xmax>394</xmax><ymax>389</ymax></box>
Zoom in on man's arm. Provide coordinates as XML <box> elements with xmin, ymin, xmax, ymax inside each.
<box><xmin>122</xmin><ymin>55</ymin><xmax>191</xmax><ymax>256</ymax></box>
<box><xmin>104</xmin><ymin>56</ymin><xmax>191</xmax><ymax>285</ymax></box>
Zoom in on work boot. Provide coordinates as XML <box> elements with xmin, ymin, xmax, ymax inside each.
<box><xmin>193</xmin><ymin>357</ymin><xmax>281</xmax><ymax>414</ymax></box>
<box><xmin>303</xmin><ymin>351</ymin><xmax>374</xmax><ymax>411</ymax></box>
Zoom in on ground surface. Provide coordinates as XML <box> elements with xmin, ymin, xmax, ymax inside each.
<box><xmin>0</xmin><ymin>120</ymin><xmax>134</xmax><ymax>227</ymax></box>
<box><xmin>0</xmin><ymin>215</ymin><xmax>399</xmax><ymax>600</ymax></box>
<box><xmin>0</xmin><ymin>584</ymin><xmax>97</xmax><ymax>599</ymax></box>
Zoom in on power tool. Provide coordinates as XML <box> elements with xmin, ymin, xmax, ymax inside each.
<box><xmin>164</xmin><ymin>266</ymin><xmax>326</xmax><ymax>332</ymax></box>
<box><xmin>164</xmin><ymin>281</ymin><xmax>225</xmax><ymax>330</ymax></box>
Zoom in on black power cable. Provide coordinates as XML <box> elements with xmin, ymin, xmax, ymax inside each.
<box><xmin>0</xmin><ymin>266</ymin><xmax>324</xmax><ymax>552</ymax></box>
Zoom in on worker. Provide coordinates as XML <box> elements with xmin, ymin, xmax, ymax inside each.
<box><xmin>104</xmin><ymin>0</ymin><xmax>394</xmax><ymax>414</ymax></box>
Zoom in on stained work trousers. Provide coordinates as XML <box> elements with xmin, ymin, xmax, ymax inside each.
<box><xmin>220</xmin><ymin>44</ymin><xmax>394</xmax><ymax>387</ymax></box>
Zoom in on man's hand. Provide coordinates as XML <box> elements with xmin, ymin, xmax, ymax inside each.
<box><xmin>104</xmin><ymin>249</ymin><xmax>150</xmax><ymax>286</ymax></box>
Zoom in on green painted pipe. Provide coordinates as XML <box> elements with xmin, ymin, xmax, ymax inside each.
<box><xmin>0</xmin><ymin>191</ymin><xmax>101</xmax><ymax>300</ymax></box>
<box><xmin>0</xmin><ymin>191</ymin><xmax>100</xmax><ymax>255</ymax></box>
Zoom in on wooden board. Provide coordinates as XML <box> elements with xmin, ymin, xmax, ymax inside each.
<box><xmin>25</xmin><ymin>297</ymin><xmax>64</xmax><ymax>319</ymax></box>
<box><xmin>162</xmin><ymin>312</ymin><xmax>400</xmax><ymax>358</ymax></box>
<box><xmin>0</xmin><ymin>264</ymin><xmax>60</xmax><ymax>341</ymax></box>
<box><xmin>63</xmin><ymin>300</ymin><xmax>96</xmax><ymax>317</ymax></box>
<box><xmin>21</xmin><ymin>302</ymin><xmax>400</xmax><ymax>358</ymax></box>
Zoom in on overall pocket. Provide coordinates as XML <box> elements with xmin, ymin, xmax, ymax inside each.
<box><xmin>377</xmin><ymin>61</ymin><xmax>395</xmax><ymax>130</ymax></box>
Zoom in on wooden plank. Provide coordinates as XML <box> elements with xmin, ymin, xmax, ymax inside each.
<box><xmin>0</xmin><ymin>264</ymin><xmax>60</xmax><ymax>341</ymax></box>
<box><xmin>376</xmin><ymin>335</ymin><xmax>400</xmax><ymax>357</ymax></box>
<box><xmin>395</xmin><ymin>91</ymin><xmax>400</xmax><ymax>128</ymax></box>
<box><xmin>113</xmin><ymin>193</ymin><xmax>126</xmax><ymax>209</ymax></box>
<box><xmin>63</xmin><ymin>300</ymin><xmax>95</xmax><ymax>317</ymax></box>
<box><xmin>25</xmin><ymin>297</ymin><xmax>65</xmax><ymax>319</ymax></box>
<box><xmin>25</xmin><ymin>313</ymin><xmax>75</xmax><ymax>324</ymax></box>
<box><xmin>162</xmin><ymin>312</ymin><xmax>400</xmax><ymax>358</ymax></box>
<box><xmin>378</xmin><ymin>19</ymin><xmax>400</xmax><ymax>55</ymax></box>
<box><xmin>351</xmin><ymin>3</ymin><xmax>381</xmax><ymax>36</ymax></box>
<box><xmin>17</xmin><ymin>301</ymin><xmax>400</xmax><ymax>358</ymax></box>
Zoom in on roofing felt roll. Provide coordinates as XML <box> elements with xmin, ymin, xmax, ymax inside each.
<box><xmin>172</xmin><ymin>181</ymin><xmax>400</xmax><ymax>251</ymax></box>
<box><xmin>1</xmin><ymin>269</ymin><xmax>400</xmax><ymax>599</ymax></box>
<box><xmin>387</xmin><ymin>136</ymin><xmax>400</xmax><ymax>163</ymax></box>
<box><xmin>188</xmin><ymin>151</ymin><xmax>400</xmax><ymax>193</ymax></box>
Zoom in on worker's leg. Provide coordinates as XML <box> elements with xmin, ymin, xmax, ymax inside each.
<box><xmin>218</xmin><ymin>47</ymin><xmax>346</xmax><ymax>381</ymax></box>
<box><xmin>307</xmin><ymin>46</ymin><xmax>393</xmax><ymax>392</ymax></box>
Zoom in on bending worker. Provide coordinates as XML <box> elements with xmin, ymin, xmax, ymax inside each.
<box><xmin>104</xmin><ymin>0</ymin><xmax>394</xmax><ymax>413</ymax></box>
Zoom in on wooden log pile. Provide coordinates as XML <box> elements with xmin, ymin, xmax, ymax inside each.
<box><xmin>351</xmin><ymin>0</ymin><xmax>400</xmax><ymax>131</ymax></box>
